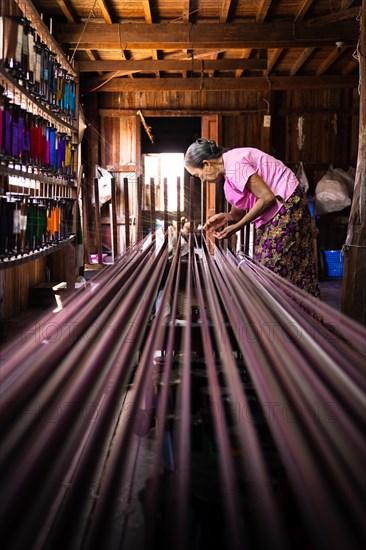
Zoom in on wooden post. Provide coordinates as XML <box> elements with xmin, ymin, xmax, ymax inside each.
<box><xmin>201</xmin><ymin>114</ymin><xmax>222</xmax><ymax>222</ymax></box>
<box><xmin>65</xmin><ymin>239</ymin><xmax>76</xmax><ymax>295</ymax></box>
<box><xmin>163</xmin><ymin>177</ymin><xmax>168</xmax><ymax>235</ymax></box>
<box><xmin>150</xmin><ymin>177</ymin><xmax>156</xmax><ymax>242</ymax></box>
<box><xmin>94</xmin><ymin>177</ymin><xmax>103</xmax><ymax>264</ymax></box>
<box><xmin>123</xmin><ymin>177</ymin><xmax>130</xmax><ymax>250</ymax></box>
<box><xmin>83</xmin><ymin>93</ymin><xmax>100</xmax><ymax>256</ymax></box>
<box><xmin>136</xmin><ymin>175</ymin><xmax>143</xmax><ymax>241</ymax></box>
<box><xmin>110</xmin><ymin>176</ymin><xmax>118</xmax><ymax>260</ymax></box>
<box><xmin>81</xmin><ymin>175</ymin><xmax>90</xmax><ymax>264</ymax></box>
<box><xmin>177</xmin><ymin>176</ymin><xmax>181</xmax><ymax>233</ymax></box>
<box><xmin>341</xmin><ymin>0</ymin><xmax>366</xmax><ymax>325</ymax></box>
<box><xmin>189</xmin><ymin>176</ymin><xmax>195</xmax><ymax>233</ymax></box>
<box><xmin>200</xmin><ymin>177</ymin><xmax>206</xmax><ymax>224</ymax></box>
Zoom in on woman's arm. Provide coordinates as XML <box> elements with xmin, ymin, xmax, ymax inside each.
<box><xmin>227</xmin><ymin>205</ymin><xmax>246</xmax><ymax>223</ymax></box>
<box><xmin>213</xmin><ymin>173</ymin><xmax>276</xmax><ymax>239</ymax></box>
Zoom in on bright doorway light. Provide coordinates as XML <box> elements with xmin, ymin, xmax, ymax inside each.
<box><xmin>143</xmin><ymin>153</ymin><xmax>184</xmax><ymax>211</ymax></box>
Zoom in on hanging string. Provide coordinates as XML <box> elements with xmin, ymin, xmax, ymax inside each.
<box><xmin>69</xmin><ymin>0</ymin><xmax>99</xmax><ymax>66</ymax></box>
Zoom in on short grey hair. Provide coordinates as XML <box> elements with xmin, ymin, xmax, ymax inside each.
<box><xmin>184</xmin><ymin>138</ymin><xmax>225</xmax><ymax>168</ymax></box>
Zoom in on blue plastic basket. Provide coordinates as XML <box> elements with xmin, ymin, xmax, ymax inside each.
<box><xmin>322</xmin><ymin>250</ymin><xmax>344</xmax><ymax>277</ymax></box>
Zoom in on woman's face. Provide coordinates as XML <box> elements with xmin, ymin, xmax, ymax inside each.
<box><xmin>186</xmin><ymin>158</ymin><xmax>224</xmax><ymax>183</ymax></box>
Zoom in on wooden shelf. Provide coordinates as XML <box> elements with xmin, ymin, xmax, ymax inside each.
<box><xmin>0</xmin><ymin>163</ymin><xmax>76</xmax><ymax>188</ymax></box>
<box><xmin>0</xmin><ymin>68</ymin><xmax>78</xmax><ymax>134</ymax></box>
<box><xmin>0</xmin><ymin>234</ymin><xmax>75</xmax><ymax>271</ymax></box>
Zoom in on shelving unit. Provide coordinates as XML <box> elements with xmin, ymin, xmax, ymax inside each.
<box><xmin>0</xmin><ymin>0</ymin><xmax>80</xmax><ymax>323</ymax></box>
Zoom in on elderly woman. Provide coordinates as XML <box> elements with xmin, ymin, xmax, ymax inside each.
<box><xmin>184</xmin><ymin>138</ymin><xmax>319</xmax><ymax>297</ymax></box>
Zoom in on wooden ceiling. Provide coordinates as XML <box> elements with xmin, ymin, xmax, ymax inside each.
<box><xmin>29</xmin><ymin>0</ymin><xmax>361</xmax><ymax>93</ymax></box>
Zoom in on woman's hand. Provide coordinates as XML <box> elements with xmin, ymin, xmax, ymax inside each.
<box><xmin>203</xmin><ymin>212</ymin><xmax>229</xmax><ymax>232</ymax></box>
<box><xmin>213</xmin><ymin>223</ymin><xmax>240</xmax><ymax>240</ymax></box>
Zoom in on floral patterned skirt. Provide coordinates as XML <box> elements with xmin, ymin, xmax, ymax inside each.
<box><xmin>254</xmin><ymin>186</ymin><xmax>320</xmax><ymax>297</ymax></box>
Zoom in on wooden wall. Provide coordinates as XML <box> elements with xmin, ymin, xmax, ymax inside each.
<box><xmin>1</xmin><ymin>246</ymin><xmax>71</xmax><ymax>320</ymax></box>
<box><xmin>1</xmin><ymin>257</ymin><xmax>47</xmax><ymax>319</ymax></box>
<box><xmin>99</xmin><ymin>115</ymin><xmax>140</xmax><ymax>253</ymax></box>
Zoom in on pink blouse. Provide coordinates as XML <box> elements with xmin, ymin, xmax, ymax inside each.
<box><xmin>223</xmin><ymin>148</ymin><xmax>299</xmax><ymax>228</ymax></box>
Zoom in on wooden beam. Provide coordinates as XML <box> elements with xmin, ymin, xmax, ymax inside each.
<box><xmin>84</xmin><ymin>50</ymin><xmax>234</xmax><ymax>85</ymax></box>
<box><xmin>264</xmin><ymin>48</ymin><xmax>284</xmax><ymax>76</ymax></box>
<box><xmin>289</xmin><ymin>47</ymin><xmax>316</xmax><ymax>76</ymax></box>
<box><xmin>78</xmin><ymin>58</ymin><xmax>267</xmax><ymax>72</ymax></box>
<box><xmin>342</xmin><ymin>57</ymin><xmax>359</xmax><ymax>75</ymax></box>
<box><xmin>256</xmin><ymin>0</ymin><xmax>272</xmax><ymax>23</ymax></box>
<box><xmin>294</xmin><ymin>0</ymin><xmax>316</xmax><ymax>22</ymax></box>
<box><xmin>95</xmin><ymin>75</ymin><xmax>358</xmax><ymax>92</ymax></box>
<box><xmin>85</xmin><ymin>49</ymin><xmax>97</xmax><ymax>61</ymax></box>
<box><xmin>166</xmin><ymin>49</ymin><xmax>227</xmax><ymax>60</ymax></box>
<box><xmin>56</xmin><ymin>0</ymin><xmax>77</xmax><ymax>23</ymax></box>
<box><xmin>55</xmin><ymin>20</ymin><xmax>358</xmax><ymax>50</ymax></box>
<box><xmin>182</xmin><ymin>1</ymin><xmax>190</xmax><ymax>24</ymax></box>
<box><xmin>316</xmin><ymin>45</ymin><xmax>348</xmax><ymax>76</ymax></box>
<box><xmin>98</xmin><ymin>108</ymin><xmax>270</xmax><ymax>117</ymax></box>
<box><xmin>152</xmin><ymin>49</ymin><xmax>160</xmax><ymax>78</ymax></box>
<box><xmin>99</xmin><ymin>108</ymin><xmax>358</xmax><ymax>117</ymax></box>
<box><xmin>55</xmin><ymin>0</ymin><xmax>100</xmax><ymax>72</ymax></box>
<box><xmin>142</xmin><ymin>0</ymin><xmax>153</xmax><ymax>25</ymax></box>
<box><xmin>235</xmin><ymin>49</ymin><xmax>252</xmax><ymax>78</ymax></box>
<box><xmin>220</xmin><ymin>0</ymin><xmax>232</xmax><ymax>23</ymax></box>
<box><xmin>307</xmin><ymin>6</ymin><xmax>361</xmax><ymax>25</ymax></box>
<box><xmin>98</xmin><ymin>0</ymin><xmax>113</xmax><ymax>25</ymax></box>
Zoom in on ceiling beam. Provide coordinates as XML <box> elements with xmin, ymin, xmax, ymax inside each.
<box><xmin>142</xmin><ymin>0</ymin><xmax>153</xmax><ymax>25</ymax></box>
<box><xmin>294</xmin><ymin>0</ymin><xmax>316</xmax><ymax>22</ymax></box>
<box><xmin>83</xmin><ymin>57</ymin><xmax>267</xmax><ymax>88</ymax></box>
<box><xmin>99</xmin><ymin>107</ymin><xmax>359</xmax><ymax>119</ymax></box>
<box><xmin>55</xmin><ymin>1</ymin><xmax>102</xmax><ymax>67</ymax></box>
<box><xmin>264</xmin><ymin>48</ymin><xmax>284</xmax><ymax>76</ymax></box>
<box><xmin>289</xmin><ymin>47</ymin><xmax>316</xmax><ymax>75</ymax></box>
<box><xmin>182</xmin><ymin>1</ymin><xmax>190</xmax><ymax>24</ymax></box>
<box><xmin>307</xmin><ymin>6</ymin><xmax>361</xmax><ymax>25</ymax></box>
<box><xmin>55</xmin><ymin>20</ymin><xmax>358</xmax><ymax>50</ymax></box>
<box><xmin>220</xmin><ymin>0</ymin><xmax>232</xmax><ymax>23</ymax></box>
<box><xmin>342</xmin><ymin>57</ymin><xmax>359</xmax><ymax>75</ymax></box>
<box><xmin>85</xmin><ymin>49</ymin><xmax>98</xmax><ymax>61</ymax></box>
<box><xmin>235</xmin><ymin>49</ymin><xmax>252</xmax><ymax>78</ymax></box>
<box><xmin>56</xmin><ymin>0</ymin><xmax>78</xmax><ymax>23</ymax></box>
<box><xmin>98</xmin><ymin>0</ymin><xmax>113</xmax><ymax>25</ymax></box>
<box><xmin>316</xmin><ymin>45</ymin><xmax>348</xmax><ymax>75</ymax></box>
<box><xmin>95</xmin><ymin>75</ymin><xmax>358</xmax><ymax>92</ymax></box>
<box><xmin>256</xmin><ymin>0</ymin><xmax>272</xmax><ymax>23</ymax></box>
<box><xmin>78</xmin><ymin>58</ymin><xmax>267</xmax><ymax>72</ymax></box>
<box><xmin>210</xmin><ymin>1</ymin><xmax>231</xmax><ymax>76</ymax></box>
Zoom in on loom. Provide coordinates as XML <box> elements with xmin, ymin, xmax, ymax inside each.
<box><xmin>0</xmin><ymin>230</ymin><xmax>365</xmax><ymax>550</ymax></box>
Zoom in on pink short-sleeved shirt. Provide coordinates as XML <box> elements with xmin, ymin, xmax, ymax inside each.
<box><xmin>223</xmin><ymin>148</ymin><xmax>299</xmax><ymax>228</ymax></box>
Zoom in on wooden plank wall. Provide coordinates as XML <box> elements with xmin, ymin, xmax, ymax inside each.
<box><xmin>99</xmin><ymin>115</ymin><xmax>140</xmax><ymax>253</ymax></box>
<box><xmin>277</xmin><ymin>88</ymin><xmax>359</xmax><ymax>192</ymax></box>
<box><xmin>1</xmin><ymin>243</ymin><xmax>73</xmax><ymax>321</ymax></box>
<box><xmin>98</xmin><ymin>89</ymin><xmax>264</xmax><ymax>113</ymax></box>
<box><xmin>1</xmin><ymin>257</ymin><xmax>47</xmax><ymax>319</ymax></box>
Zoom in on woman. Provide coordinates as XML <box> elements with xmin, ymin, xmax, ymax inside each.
<box><xmin>184</xmin><ymin>138</ymin><xmax>320</xmax><ymax>297</ymax></box>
